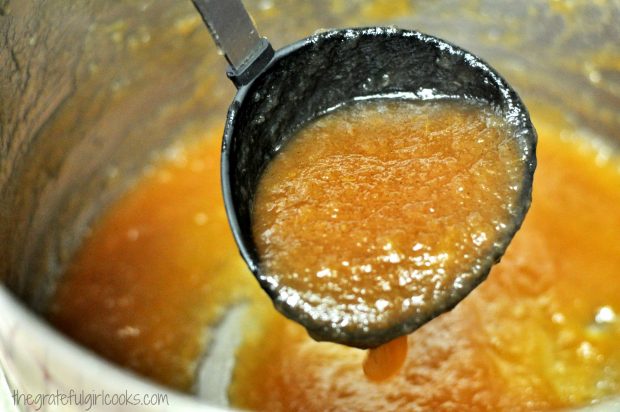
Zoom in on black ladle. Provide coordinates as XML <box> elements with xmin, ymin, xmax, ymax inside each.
<box><xmin>192</xmin><ymin>0</ymin><xmax>537</xmax><ymax>348</ymax></box>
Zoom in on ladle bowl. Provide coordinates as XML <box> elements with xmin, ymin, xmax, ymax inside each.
<box><xmin>219</xmin><ymin>26</ymin><xmax>537</xmax><ymax>348</ymax></box>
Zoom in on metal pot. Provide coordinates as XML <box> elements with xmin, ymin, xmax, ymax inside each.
<box><xmin>1</xmin><ymin>0</ymin><xmax>618</xmax><ymax>410</ymax></box>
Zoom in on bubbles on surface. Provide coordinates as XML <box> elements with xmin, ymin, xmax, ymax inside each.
<box><xmin>595</xmin><ymin>306</ymin><xmax>616</xmax><ymax>325</ymax></box>
<box><xmin>252</xmin><ymin>98</ymin><xmax>527</xmax><ymax>345</ymax></box>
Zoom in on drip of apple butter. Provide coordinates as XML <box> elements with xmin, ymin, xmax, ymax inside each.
<box><xmin>363</xmin><ymin>335</ymin><xmax>408</xmax><ymax>381</ymax></box>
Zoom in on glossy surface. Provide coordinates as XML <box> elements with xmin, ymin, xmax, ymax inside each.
<box><xmin>49</xmin><ymin>137</ymin><xmax>253</xmax><ymax>391</ymax></box>
<box><xmin>251</xmin><ymin>99</ymin><xmax>527</xmax><ymax>346</ymax></box>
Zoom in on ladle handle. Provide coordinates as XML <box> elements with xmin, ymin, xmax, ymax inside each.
<box><xmin>191</xmin><ymin>0</ymin><xmax>274</xmax><ymax>87</ymax></box>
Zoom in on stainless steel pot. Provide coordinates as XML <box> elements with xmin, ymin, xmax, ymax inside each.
<box><xmin>1</xmin><ymin>0</ymin><xmax>619</xmax><ymax>410</ymax></box>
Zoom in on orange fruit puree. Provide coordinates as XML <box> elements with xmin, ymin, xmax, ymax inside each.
<box><xmin>251</xmin><ymin>99</ymin><xmax>527</xmax><ymax>350</ymax></box>
<box><xmin>49</xmin><ymin>105</ymin><xmax>620</xmax><ymax>410</ymax></box>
